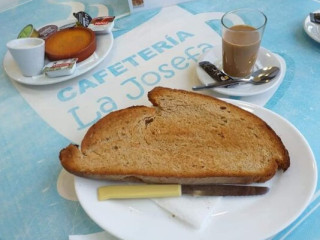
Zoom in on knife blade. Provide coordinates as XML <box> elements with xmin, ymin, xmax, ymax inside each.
<box><xmin>98</xmin><ymin>184</ymin><xmax>269</xmax><ymax>200</ymax></box>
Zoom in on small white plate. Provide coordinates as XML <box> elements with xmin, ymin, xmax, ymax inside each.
<box><xmin>304</xmin><ymin>10</ymin><xmax>320</xmax><ymax>43</ymax></box>
<box><xmin>74</xmin><ymin>100</ymin><xmax>317</xmax><ymax>240</ymax></box>
<box><xmin>3</xmin><ymin>19</ymin><xmax>114</xmax><ymax>85</ymax></box>
<box><xmin>196</xmin><ymin>45</ymin><xmax>284</xmax><ymax>97</ymax></box>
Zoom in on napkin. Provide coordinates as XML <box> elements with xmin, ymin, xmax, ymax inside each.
<box><xmin>68</xmin><ymin>194</ymin><xmax>221</xmax><ymax>240</ymax></box>
<box><xmin>118</xmin><ymin>182</ymin><xmax>222</xmax><ymax>229</ymax></box>
<box><xmin>69</xmin><ymin>196</ymin><xmax>222</xmax><ymax>240</ymax></box>
<box><xmin>152</xmin><ymin>195</ymin><xmax>222</xmax><ymax>229</ymax></box>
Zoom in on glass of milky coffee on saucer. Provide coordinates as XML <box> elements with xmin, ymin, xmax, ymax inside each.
<box><xmin>221</xmin><ymin>9</ymin><xmax>267</xmax><ymax>78</ymax></box>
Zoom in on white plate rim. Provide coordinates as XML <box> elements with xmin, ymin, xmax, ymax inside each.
<box><xmin>196</xmin><ymin>46</ymin><xmax>284</xmax><ymax>97</ymax></box>
<box><xmin>304</xmin><ymin>10</ymin><xmax>320</xmax><ymax>43</ymax></box>
<box><xmin>3</xmin><ymin>19</ymin><xmax>114</xmax><ymax>86</ymax></box>
<box><xmin>74</xmin><ymin>99</ymin><xmax>317</xmax><ymax>240</ymax></box>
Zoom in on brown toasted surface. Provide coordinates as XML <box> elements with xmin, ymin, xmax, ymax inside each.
<box><xmin>59</xmin><ymin>87</ymin><xmax>290</xmax><ymax>184</ymax></box>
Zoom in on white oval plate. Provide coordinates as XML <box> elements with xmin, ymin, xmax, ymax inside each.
<box><xmin>196</xmin><ymin>45</ymin><xmax>285</xmax><ymax>97</ymax></box>
<box><xmin>74</xmin><ymin>99</ymin><xmax>317</xmax><ymax>240</ymax></box>
<box><xmin>304</xmin><ymin>10</ymin><xmax>320</xmax><ymax>43</ymax></box>
<box><xmin>3</xmin><ymin>19</ymin><xmax>113</xmax><ymax>85</ymax></box>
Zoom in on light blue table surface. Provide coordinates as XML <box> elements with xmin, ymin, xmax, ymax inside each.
<box><xmin>1</xmin><ymin>0</ymin><xmax>319</xmax><ymax>239</ymax></box>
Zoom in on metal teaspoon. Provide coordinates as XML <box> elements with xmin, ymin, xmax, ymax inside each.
<box><xmin>192</xmin><ymin>66</ymin><xmax>280</xmax><ymax>91</ymax></box>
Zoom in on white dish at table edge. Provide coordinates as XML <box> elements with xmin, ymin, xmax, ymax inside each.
<box><xmin>3</xmin><ymin>19</ymin><xmax>114</xmax><ymax>85</ymax></box>
<box><xmin>74</xmin><ymin>99</ymin><xmax>317</xmax><ymax>240</ymax></box>
<box><xmin>304</xmin><ymin>10</ymin><xmax>320</xmax><ymax>43</ymax></box>
<box><xmin>196</xmin><ymin>45</ymin><xmax>285</xmax><ymax>97</ymax></box>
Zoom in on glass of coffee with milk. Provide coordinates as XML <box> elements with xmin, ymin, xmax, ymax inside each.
<box><xmin>221</xmin><ymin>9</ymin><xmax>267</xmax><ymax>78</ymax></box>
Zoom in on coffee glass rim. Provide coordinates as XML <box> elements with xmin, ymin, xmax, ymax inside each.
<box><xmin>221</xmin><ymin>8</ymin><xmax>267</xmax><ymax>32</ymax></box>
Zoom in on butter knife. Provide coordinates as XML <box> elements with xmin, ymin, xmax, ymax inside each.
<box><xmin>98</xmin><ymin>184</ymin><xmax>269</xmax><ymax>200</ymax></box>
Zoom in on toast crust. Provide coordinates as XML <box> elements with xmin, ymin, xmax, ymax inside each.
<box><xmin>59</xmin><ymin>87</ymin><xmax>290</xmax><ymax>184</ymax></box>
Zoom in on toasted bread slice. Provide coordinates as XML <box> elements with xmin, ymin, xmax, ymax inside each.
<box><xmin>59</xmin><ymin>87</ymin><xmax>290</xmax><ymax>184</ymax></box>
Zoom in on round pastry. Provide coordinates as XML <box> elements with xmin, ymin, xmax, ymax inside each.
<box><xmin>45</xmin><ymin>27</ymin><xmax>96</xmax><ymax>62</ymax></box>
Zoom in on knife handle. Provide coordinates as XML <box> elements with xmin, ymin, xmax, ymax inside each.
<box><xmin>192</xmin><ymin>80</ymin><xmax>241</xmax><ymax>90</ymax></box>
<box><xmin>98</xmin><ymin>184</ymin><xmax>182</xmax><ymax>201</ymax></box>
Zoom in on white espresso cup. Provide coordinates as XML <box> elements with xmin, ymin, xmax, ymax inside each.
<box><xmin>7</xmin><ymin>38</ymin><xmax>45</xmax><ymax>77</ymax></box>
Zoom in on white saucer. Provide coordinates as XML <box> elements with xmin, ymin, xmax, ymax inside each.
<box><xmin>3</xmin><ymin>19</ymin><xmax>114</xmax><ymax>85</ymax></box>
<box><xmin>74</xmin><ymin>100</ymin><xmax>317</xmax><ymax>240</ymax></box>
<box><xmin>304</xmin><ymin>10</ymin><xmax>320</xmax><ymax>43</ymax></box>
<box><xmin>196</xmin><ymin>45</ymin><xmax>285</xmax><ymax>97</ymax></box>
